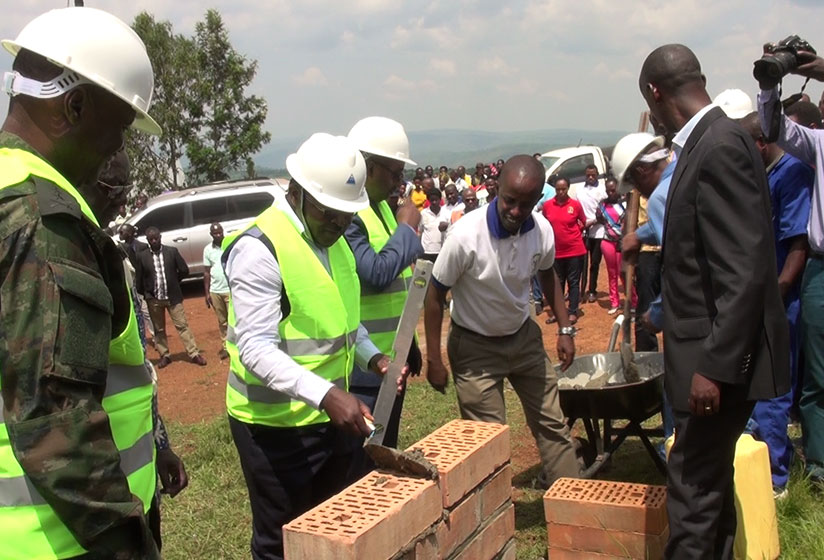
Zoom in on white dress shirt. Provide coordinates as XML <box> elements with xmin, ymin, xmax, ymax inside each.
<box><xmin>225</xmin><ymin>195</ymin><xmax>381</xmax><ymax>409</ymax></box>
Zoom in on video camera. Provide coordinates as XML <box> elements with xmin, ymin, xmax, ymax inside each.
<box><xmin>753</xmin><ymin>35</ymin><xmax>816</xmax><ymax>90</ymax></box>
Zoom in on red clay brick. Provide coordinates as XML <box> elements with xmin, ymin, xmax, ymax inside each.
<box><xmin>544</xmin><ymin>478</ymin><xmax>668</xmax><ymax>535</ymax></box>
<box><xmin>453</xmin><ymin>504</ymin><xmax>515</xmax><ymax>560</ymax></box>
<box><xmin>495</xmin><ymin>539</ymin><xmax>516</xmax><ymax>560</ymax></box>
<box><xmin>397</xmin><ymin>532</ymin><xmax>439</xmax><ymax>560</ymax></box>
<box><xmin>283</xmin><ymin>471</ymin><xmax>441</xmax><ymax>560</ymax></box>
<box><xmin>480</xmin><ymin>465</ymin><xmax>512</xmax><ymax>520</ymax></box>
<box><xmin>436</xmin><ymin>491</ymin><xmax>481</xmax><ymax>557</ymax></box>
<box><xmin>407</xmin><ymin>419</ymin><xmax>510</xmax><ymax>507</ymax></box>
<box><xmin>547</xmin><ymin>523</ymin><xmax>667</xmax><ymax>559</ymax></box>
<box><xmin>547</xmin><ymin>548</ymin><xmax>627</xmax><ymax>559</ymax></box>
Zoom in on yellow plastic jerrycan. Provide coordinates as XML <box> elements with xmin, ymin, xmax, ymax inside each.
<box><xmin>665</xmin><ymin>433</ymin><xmax>779</xmax><ymax>560</ymax></box>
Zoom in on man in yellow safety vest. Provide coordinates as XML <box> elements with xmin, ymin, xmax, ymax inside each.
<box><xmin>0</xmin><ymin>6</ymin><xmax>163</xmax><ymax>560</ymax></box>
<box><xmin>223</xmin><ymin>132</ymin><xmax>406</xmax><ymax>560</ymax></box>
<box><xmin>344</xmin><ymin>116</ymin><xmax>423</xmax><ymax>452</ymax></box>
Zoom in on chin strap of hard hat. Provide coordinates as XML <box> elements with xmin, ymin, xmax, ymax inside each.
<box><xmin>3</xmin><ymin>69</ymin><xmax>90</xmax><ymax>99</ymax></box>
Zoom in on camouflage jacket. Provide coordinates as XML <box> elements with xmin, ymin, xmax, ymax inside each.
<box><xmin>0</xmin><ymin>133</ymin><xmax>158</xmax><ymax>559</ymax></box>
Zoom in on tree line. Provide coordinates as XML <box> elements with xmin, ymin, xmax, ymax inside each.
<box><xmin>126</xmin><ymin>9</ymin><xmax>270</xmax><ymax>200</ymax></box>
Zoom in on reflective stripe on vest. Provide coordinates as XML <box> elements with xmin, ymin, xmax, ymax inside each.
<box><xmin>357</xmin><ymin>201</ymin><xmax>412</xmax><ymax>355</ymax></box>
<box><xmin>225</xmin><ymin>205</ymin><xmax>361</xmax><ymax>428</ymax></box>
<box><xmin>0</xmin><ymin>149</ymin><xmax>155</xmax><ymax>559</ymax></box>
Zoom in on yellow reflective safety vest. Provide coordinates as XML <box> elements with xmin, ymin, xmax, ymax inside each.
<box><xmin>357</xmin><ymin>201</ymin><xmax>412</xmax><ymax>355</ymax></box>
<box><xmin>0</xmin><ymin>148</ymin><xmax>156</xmax><ymax>559</ymax></box>
<box><xmin>225</xmin><ymin>205</ymin><xmax>361</xmax><ymax>428</ymax></box>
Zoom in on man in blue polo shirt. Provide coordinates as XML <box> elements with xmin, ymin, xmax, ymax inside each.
<box><xmin>740</xmin><ymin>111</ymin><xmax>813</xmax><ymax>495</ymax></box>
<box><xmin>423</xmin><ymin>154</ymin><xmax>581</xmax><ymax>488</ymax></box>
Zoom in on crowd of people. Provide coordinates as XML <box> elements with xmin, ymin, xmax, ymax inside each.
<box><xmin>4</xmin><ymin>6</ymin><xmax>824</xmax><ymax>560</ymax></box>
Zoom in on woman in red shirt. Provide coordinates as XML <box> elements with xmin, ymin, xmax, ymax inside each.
<box><xmin>542</xmin><ymin>177</ymin><xmax>587</xmax><ymax>323</ymax></box>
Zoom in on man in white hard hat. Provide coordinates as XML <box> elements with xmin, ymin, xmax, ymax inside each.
<box><xmin>344</xmin><ymin>116</ymin><xmax>423</xmax><ymax>452</ymax></box>
<box><xmin>713</xmin><ymin>88</ymin><xmax>754</xmax><ymax>120</ymax></box>
<box><xmin>0</xmin><ymin>7</ymin><xmax>162</xmax><ymax>560</ymax></box>
<box><xmin>739</xmin><ymin>110</ymin><xmax>812</xmax><ymax>498</ymax></box>
<box><xmin>613</xmin><ymin>131</ymin><xmax>676</xmax><ymax>458</ymax></box>
<box><xmin>223</xmin><ymin>133</ymin><xmax>405</xmax><ymax>560</ymax></box>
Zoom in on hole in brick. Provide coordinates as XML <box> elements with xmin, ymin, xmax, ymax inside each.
<box><xmin>462</xmin><ymin>428</ymin><xmax>475</xmax><ymax>434</ymax></box>
<box><xmin>333</xmin><ymin>514</ymin><xmax>352</xmax><ymax>523</ymax></box>
<box><xmin>381</xmin><ymin>481</ymin><xmax>399</xmax><ymax>489</ymax></box>
<box><xmin>425</xmin><ymin>451</ymin><xmax>440</xmax><ymax>458</ymax></box>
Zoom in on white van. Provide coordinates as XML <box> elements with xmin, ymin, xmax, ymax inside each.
<box><xmin>126</xmin><ymin>178</ymin><xmax>287</xmax><ymax>277</ymax></box>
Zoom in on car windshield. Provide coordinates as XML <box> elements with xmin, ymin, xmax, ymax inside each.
<box><xmin>541</xmin><ymin>156</ymin><xmax>560</xmax><ymax>171</ymax></box>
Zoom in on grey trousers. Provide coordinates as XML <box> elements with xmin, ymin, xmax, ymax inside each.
<box><xmin>447</xmin><ymin>319</ymin><xmax>581</xmax><ymax>485</ymax></box>
<box><xmin>147</xmin><ymin>299</ymin><xmax>200</xmax><ymax>359</ymax></box>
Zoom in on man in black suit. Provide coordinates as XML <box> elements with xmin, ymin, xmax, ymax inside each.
<box><xmin>638</xmin><ymin>44</ymin><xmax>790</xmax><ymax>559</ymax></box>
<box><xmin>119</xmin><ymin>223</ymin><xmax>147</xmax><ymax>268</ymax></box>
<box><xmin>135</xmin><ymin>226</ymin><xmax>206</xmax><ymax>368</ymax></box>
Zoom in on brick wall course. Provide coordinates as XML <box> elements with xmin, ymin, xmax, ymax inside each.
<box><xmin>453</xmin><ymin>503</ymin><xmax>515</xmax><ymax>560</ymax></box>
<box><xmin>547</xmin><ymin>523</ymin><xmax>667</xmax><ymax>559</ymax></box>
<box><xmin>544</xmin><ymin>478</ymin><xmax>668</xmax><ymax>535</ymax></box>
<box><xmin>283</xmin><ymin>471</ymin><xmax>441</xmax><ymax>560</ymax></box>
<box><xmin>407</xmin><ymin>420</ymin><xmax>510</xmax><ymax>507</ymax></box>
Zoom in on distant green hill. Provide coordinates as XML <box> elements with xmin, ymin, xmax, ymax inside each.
<box><xmin>253</xmin><ymin>128</ymin><xmax>625</xmax><ymax>171</ymax></box>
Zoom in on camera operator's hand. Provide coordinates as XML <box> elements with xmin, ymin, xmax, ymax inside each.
<box><xmin>792</xmin><ymin>50</ymin><xmax>824</xmax><ymax>81</ymax></box>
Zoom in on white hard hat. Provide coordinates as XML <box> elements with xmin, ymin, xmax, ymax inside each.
<box><xmin>713</xmin><ymin>89</ymin><xmax>754</xmax><ymax>120</ymax></box>
<box><xmin>347</xmin><ymin>116</ymin><xmax>416</xmax><ymax>166</ymax></box>
<box><xmin>2</xmin><ymin>7</ymin><xmax>160</xmax><ymax>135</ymax></box>
<box><xmin>612</xmin><ymin>132</ymin><xmax>666</xmax><ymax>194</ymax></box>
<box><xmin>286</xmin><ymin>133</ymin><xmax>369</xmax><ymax>214</ymax></box>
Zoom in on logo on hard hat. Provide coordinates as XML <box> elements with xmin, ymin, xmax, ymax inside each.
<box><xmin>346</xmin><ymin>174</ymin><xmax>356</xmax><ymax>185</ymax></box>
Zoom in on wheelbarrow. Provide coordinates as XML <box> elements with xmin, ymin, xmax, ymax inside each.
<box><xmin>554</xmin><ymin>351</ymin><xmax>667</xmax><ymax>478</ymax></box>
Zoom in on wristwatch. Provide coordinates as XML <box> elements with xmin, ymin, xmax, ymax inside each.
<box><xmin>558</xmin><ymin>326</ymin><xmax>576</xmax><ymax>337</ymax></box>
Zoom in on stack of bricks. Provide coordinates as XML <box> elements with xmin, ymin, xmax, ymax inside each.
<box><xmin>283</xmin><ymin>419</ymin><xmax>514</xmax><ymax>560</ymax></box>
<box><xmin>543</xmin><ymin>477</ymin><xmax>669</xmax><ymax>559</ymax></box>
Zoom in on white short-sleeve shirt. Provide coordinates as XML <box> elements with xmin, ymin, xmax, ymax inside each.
<box><xmin>433</xmin><ymin>202</ymin><xmax>556</xmax><ymax>337</ymax></box>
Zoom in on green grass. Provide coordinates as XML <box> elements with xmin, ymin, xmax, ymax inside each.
<box><xmin>161</xmin><ymin>387</ymin><xmax>824</xmax><ymax>559</ymax></box>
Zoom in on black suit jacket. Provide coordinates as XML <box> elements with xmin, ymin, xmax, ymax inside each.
<box><xmin>661</xmin><ymin>106</ymin><xmax>790</xmax><ymax>412</ymax></box>
<box><xmin>134</xmin><ymin>245</ymin><xmax>189</xmax><ymax>306</ymax></box>
<box><xmin>121</xmin><ymin>239</ymin><xmax>148</xmax><ymax>269</ymax></box>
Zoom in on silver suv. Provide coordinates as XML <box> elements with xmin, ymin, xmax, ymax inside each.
<box><xmin>126</xmin><ymin>178</ymin><xmax>287</xmax><ymax>276</ymax></box>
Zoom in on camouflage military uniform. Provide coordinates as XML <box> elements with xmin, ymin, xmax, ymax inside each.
<box><xmin>0</xmin><ymin>132</ymin><xmax>159</xmax><ymax>559</ymax></box>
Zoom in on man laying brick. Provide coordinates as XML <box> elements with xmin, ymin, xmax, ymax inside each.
<box><xmin>222</xmin><ymin>133</ymin><xmax>405</xmax><ymax>560</ymax></box>
<box><xmin>424</xmin><ymin>154</ymin><xmax>583</xmax><ymax>488</ymax></box>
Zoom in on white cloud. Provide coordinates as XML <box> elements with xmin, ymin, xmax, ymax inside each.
<box><xmin>384</xmin><ymin>74</ymin><xmax>415</xmax><ymax>90</ymax></box>
<box><xmin>497</xmin><ymin>78</ymin><xmax>539</xmax><ymax>96</ymax></box>
<box><xmin>430</xmin><ymin>58</ymin><xmax>456</xmax><ymax>76</ymax></box>
<box><xmin>293</xmin><ymin>67</ymin><xmax>328</xmax><ymax>87</ymax></box>
<box><xmin>4</xmin><ymin>1</ymin><xmax>824</xmax><ymax>142</ymax></box>
<box><xmin>479</xmin><ymin>56</ymin><xmax>516</xmax><ymax>76</ymax></box>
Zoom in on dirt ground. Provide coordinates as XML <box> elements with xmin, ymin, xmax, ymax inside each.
<box><xmin>155</xmin><ymin>261</ymin><xmax>661</xmax><ymax>427</ymax></box>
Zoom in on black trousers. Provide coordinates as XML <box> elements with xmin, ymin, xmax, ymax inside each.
<box><xmin>554</xmin><ymin>255</ymin><xmax>585</xmax><ymax>315</ymax></box>
<box><xmin>580</xmin><ymin>236</ymin><xmax>603</xmax><ymax>296</ymax></box>
<box><xmin>635</xmin><ymin>251</ymin><xmax>661</xmax><ymax>352</ymax></box>
<box><xmin>665</xmin><ymin>401</ymin><xmax>754</xmax><ymax>559</ymax></box>
<box><xmin>229</xmin><ymin>417</ymin><xmax>363</xmax><ymax>560</ymax></box>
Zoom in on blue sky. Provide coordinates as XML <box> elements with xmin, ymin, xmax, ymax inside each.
<box><xmin>3</xmin><ymin>0</ymin><xmax>824</xmax><ymax>141</ymax></box>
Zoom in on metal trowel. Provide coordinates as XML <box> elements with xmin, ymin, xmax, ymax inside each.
<box><xmin>363</xmin><ymin>260</ymin><xmax>439</xmax><ymax>479</ymax></box>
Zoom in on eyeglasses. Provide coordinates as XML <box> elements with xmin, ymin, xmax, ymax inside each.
<box><xmin>97</xmin><ymin>179</ymin><xmax>132</xmax><ymax>201</ymax></box>
<box><xmin>302</xmin><ymin>191</ymin><xmax>353</xmax><ymax>221</ymax></box>
<box><xmin>372</xmin><ymin>158</ymin><xmax>405</xmax><ymax>181</ymax></box>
